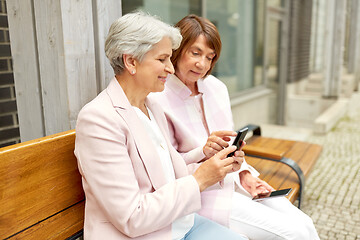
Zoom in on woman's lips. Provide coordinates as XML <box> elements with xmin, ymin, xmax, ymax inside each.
<box><xmin>159</xmin><ymin>76</ymin><xmax>167</xmax><ymax>83</ymax></box>
<box><xmin>190</xmin><ymin>70</ymin><xmax>202</xmax><ymax>76</ymax></box>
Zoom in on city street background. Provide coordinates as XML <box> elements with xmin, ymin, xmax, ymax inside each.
<box><xmin>262</xmin><ymin>92</ymin><xmax>360</xmax><ymax>240</ymax></box>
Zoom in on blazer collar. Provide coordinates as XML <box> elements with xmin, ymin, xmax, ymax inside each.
<box><xmin>106</xmin><ymin>77</ymin><xmax>131</xmax><ymax>110</ymax></box>
<box><xmin>166</xmin><ymin>74</ymin><xmax>207</xmax><ymax>100</ymax></box>
<box><xmin>105</xmin><ymin>78</ymin><xmax>188</xmax><ymax>189</ymax></box>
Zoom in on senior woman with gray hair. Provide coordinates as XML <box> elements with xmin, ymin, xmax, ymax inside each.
<box><xmin>74</xmin><ymin>12</ymin><xmax>246</xmax><ymax>240</ymax></box>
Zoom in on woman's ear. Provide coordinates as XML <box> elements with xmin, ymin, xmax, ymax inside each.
<box><xmin>123</xmin><ymin>54</ymin><xmax>137</xmax><ymax>75</ymax></box>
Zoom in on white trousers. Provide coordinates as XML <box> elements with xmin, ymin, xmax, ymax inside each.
<box><xmin>229</xmin><ymin>191</ymin><xmax>320</xmax><ymax>240</ymax></box>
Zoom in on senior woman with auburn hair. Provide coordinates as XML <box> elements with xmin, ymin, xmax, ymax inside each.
<box><xmin>74</xmin><ymin>12</ymin><xmax>247</xmax><ymax>240</ymax></box>
<box><xmin>150</xmin><ymin>14</ymin><xmax>320</xmax><ymax>240</ymax></box>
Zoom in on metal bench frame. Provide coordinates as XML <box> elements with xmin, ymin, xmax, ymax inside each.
<box><xmin>241</xmin><ymin>124</ymin><xmax>305</xmax><ymax>208</ymax></box>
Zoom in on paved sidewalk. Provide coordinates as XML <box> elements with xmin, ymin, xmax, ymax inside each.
<box><xmin>301</xmin><ymin>93</ymin><xmax>360</xmax><ymax>240</ymax></box>
<box><xmin>259</xmin><ymin>92</ymin><xmax>360</xmax><ymax>239</ymax></box>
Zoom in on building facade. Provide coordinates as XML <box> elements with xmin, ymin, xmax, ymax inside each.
<box><xmin>1</xmin><ymin>0</ymin><xmax>359</xmax><ymax>145</ymax></box>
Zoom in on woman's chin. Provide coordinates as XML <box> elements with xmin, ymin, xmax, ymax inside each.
<box><xmin>152</xmin><ymin>85</ymin><xmax>165</xmax><ymax>93</ymax></box>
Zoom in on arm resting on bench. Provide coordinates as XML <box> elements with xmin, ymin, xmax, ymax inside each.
<box><xmin>239</xmin><ymin>125</ymin><xmax>305</xmax><ymax>208</ymax></box>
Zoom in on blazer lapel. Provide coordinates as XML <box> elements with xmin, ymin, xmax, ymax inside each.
<box><xmin>106</xmin><ymin>78</ymin><xmax>167</xmax><ymax>190</ymax></box>
<box><xmin>146</xmin><ymin>98</ymin><xmax>189</xmax><ymax>179</ymax></box>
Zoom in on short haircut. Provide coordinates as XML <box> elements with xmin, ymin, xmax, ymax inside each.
<box><xmin>171</xmin><ymin>15</ymin><xmax>222</xmax><ymax>78</ymax></box>
<box><xmin>105</xmin><ymin>11</ymin><xmax>182</xmax><ymax>75</ymax></box>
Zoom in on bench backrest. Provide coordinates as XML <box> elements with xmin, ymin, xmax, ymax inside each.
<box><xmin>0</xmin><ymin>130</ymin><xmax>84</xmax><ymax>239</ymax></box>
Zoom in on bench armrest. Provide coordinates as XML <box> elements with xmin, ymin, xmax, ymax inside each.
<box><xmin>240</xmin><ymin>124</ymin><xmax>262</xmax><ymax>136</ymax></box>
<box><xmin>244</xmin><ymin>148</ymin><xmax>305</xmax><ymax>208</ymax></box>
<box><xmin>243</xmin><ymin>145</ymin><xmax>285</xmax><ymax>161</ymax></box>
<box><xmin>239</xmin><ymin>124</ymin><xmax>305</xmax><ymax>208</ymax></box>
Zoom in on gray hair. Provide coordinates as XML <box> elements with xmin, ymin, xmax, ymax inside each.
<box><xmin>105</xmin><ymin>11</ymin><xmax>182</xmax><ymax>75</ymax></box>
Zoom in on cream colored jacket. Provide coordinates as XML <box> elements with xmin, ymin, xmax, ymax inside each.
<box><xmin>75</xmin><ymin>78</ymin><xmax>201</xmax><ymax>240</ymax></box>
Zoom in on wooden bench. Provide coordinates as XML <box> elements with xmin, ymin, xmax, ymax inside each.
<box><xmin>0</xmin><ymin>130</ymin><xmax>84</xmax><ymax>240</ymax></box>
<box><xmin>0</xmin><ymin>125</ymin><xmax>322</xmax><ymax>239</ymax></box>
<box><xmin>241</xmin><ymin>124</ymin><xmax>323</xmax><ymax>208</ymax></box>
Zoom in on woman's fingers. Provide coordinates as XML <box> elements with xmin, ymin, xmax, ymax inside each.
<box><xmin>216</xmin><ymin>145</ymin><xmax>237</xmax><ymax>159</ymax></box>
<box><xmin>208</xmin><ymin>135</ymin><xmax>229</xmax><ymax>149</ymax></box>
<box><xmin>203</xmin><ymin>131</ymin><xmax>239</xmax><ymax>159</ymax></box>
<box><xmin>207</xmin><ymin>142</ymin><xmax>224</xmax><ymax>152</ymax></box>
<box><xmin>207</xmin><ymin>131</ymin><xmax>237</xmax><ymax>150</ymax></box>
<box><xmin>232</xmin><ymin>161</ymin><xmax>241</xmax><ymax>172</ymax></box>
<box><xmin>234</xmin><ymin>150</ymin><xmax>245</xmax><ymax>158</ymax></box>
<box><xmin>217</xmin><ymin>147</ymin><xmax>244</xmax><ymax>173</ymax></box>
<box><xmin>210</xmin><ymin>131</ymin><xmax>237</xmax><ymax>147</ymax></box>
<box><xmin>211</xmin><ymin>130</ymin><xmax>237</xmax><ymax>138</ymax></box>
<box><xmin>194</xmin><ymin>146</ymin><xmax>237</xmax><ymax>191</ymax></box>
<box><xmin>194</xmin><ymin>145</ymin><xmax>245</xmax><ymax>192</ymax></box>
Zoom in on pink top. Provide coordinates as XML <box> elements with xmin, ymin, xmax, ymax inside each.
<box><xmin>150</xmin><ymin>74</ymin><xmax>259</xmax><ymax>227</ymax></box>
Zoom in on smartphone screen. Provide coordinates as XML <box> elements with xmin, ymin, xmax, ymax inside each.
<box><xmin>252</xmin><ymin>188</ymin><xmax>292</xmax><ymax>201</ymax></box>
<box><xmin>227</xmin><ymin>127</ymin><xmax>248</xmax><ymax>158</ymax></box>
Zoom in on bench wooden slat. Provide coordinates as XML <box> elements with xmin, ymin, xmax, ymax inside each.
<box><xmin>0</xmin><ymin>130</ymin><xmax>84</xmax><ymax>239</ymax></box>
<box><xmin>245</xmin><ymin>156</ymin><xmax>283</xmax><ymax>186</ymax></box>
<box><xmin>244</xmin><ymin>135</ymin><xmax>322</xmax><ymax>205</ymax></box>
<box><xmin>9</xmin><ymin>201</ymin><xmax>85</xmax><ymax>240</ymax></box>
<box><xmin>264</xmin><ymin>141</ymin><xmax>310</xmax><ymax>184</ymax></box>
<box><xmin>296</xmin><ymin>144</ymin><xmax>323</xmax><ymax>175</ymax></box>
<box><xmin>243</xmin><ymin>145</ymin><xmax>285</xmax><ymax>160</ymax></box>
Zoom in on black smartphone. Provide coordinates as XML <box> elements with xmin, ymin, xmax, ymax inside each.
<box><xmin>252</xmin><ymin>188</ymin><xmax>292</xmax><ymax>201</ymax></box>
<box><xmin>227</xmin><ymin>127</ymin><xmax>248</xmax><ymax>158</ymax></box>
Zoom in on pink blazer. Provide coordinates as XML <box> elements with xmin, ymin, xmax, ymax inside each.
<box><xmin>150</xmin><ymin>74</ymin><xmax>259</xmax><ymax>227</ymax></box>
<box><xmin>74</xmin><ymin>78</ymin><xmax>201</xmax><ymax>240</ymax></box>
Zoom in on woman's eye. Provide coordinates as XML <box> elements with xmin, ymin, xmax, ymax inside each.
<box><xmin>159</xmin><ymin>59</ymin><xmax>165</xmax><ymax>62</ymax></box>
<box><xmin>192</xmin><ymin>51</ymin><xmax>199</xmax><ymax>56</ymax></box>
<box><xmin>207</xmin><ymin>57</ymin><xmax>213</xmax><ymax>61</ymax></box>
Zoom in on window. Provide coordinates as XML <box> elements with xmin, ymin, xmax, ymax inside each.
<box><xmin>122</xmin><ymin>0</ymin><xmax>265</xmax><ymax>95</ymax></box>
<box><xmin>205</xmin><ymin>0</ymin><xmax>265</xmax><ymax>94</ymax></box>
<box><xmin>122</xmin><ymin>0</ymin><xmax>201</xmax><ymax>24</ymax></box>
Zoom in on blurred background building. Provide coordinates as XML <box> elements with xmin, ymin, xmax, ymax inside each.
<box><xmin>1</xmin><ymin>0</ymin><xmax>359</xmax><ymax>145</ymax></box>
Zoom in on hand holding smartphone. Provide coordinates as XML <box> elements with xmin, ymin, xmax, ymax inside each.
<box><xmin>227</xmin><ymin>127</ymin><xmax>248</xmax><ymax>158</ymax></box>
<box><xmin>252</xmin><ymin>188</ymin><xmax>292</xmax><ymax>201</ymax></box>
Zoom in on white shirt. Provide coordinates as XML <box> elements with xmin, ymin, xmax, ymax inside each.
<box><xmin>132</xmin><ymin>106</ymin><xmax>194</xmax><ymax>240</ymax></box>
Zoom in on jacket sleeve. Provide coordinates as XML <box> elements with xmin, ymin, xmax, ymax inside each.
<box><xmin>180</xmin><ymin>146</ymin><xmax>206</xmax><ymax>164</ymax></box>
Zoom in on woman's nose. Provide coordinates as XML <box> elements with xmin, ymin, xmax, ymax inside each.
<box><xmin>165</xmin><ymin>61</ymin><xmax>175</xmax><ymax>74</ymax></box>
<box><xmin>195</xmin><ymin>58</ymin><xmax>206</xmax><ymax>69</ymax></box>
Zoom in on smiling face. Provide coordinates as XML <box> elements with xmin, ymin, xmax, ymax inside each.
<box><xmin>174</xmin><ymin>35</ymin><xmax>215</xmax><ymax>92</ymax></box>
<box><xmin>134</xmin><ymin>37</ymin><xmax>175</xmax><ymax>94</ymax></box>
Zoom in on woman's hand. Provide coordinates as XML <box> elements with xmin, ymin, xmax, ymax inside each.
<box><xmin>239</xmin><ymin>171</ymin><xmax>275</xmax><ymax>198</ymax></box>
<box><xmin>233</xmin><ymin>148</ymin><xmax>246</xmax><ymax>169</ymax></box>
<box><xmin>203</xmin><ymin>131</ymin><xmax>237</xmax><ymax>159</ymax></box>
<box><xmin>193</xmin><ymin>145</ymin><xmax>243</xmax><ymax>192</ymax></box>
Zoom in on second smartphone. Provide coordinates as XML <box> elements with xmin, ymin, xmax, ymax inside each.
<box><xmin>252</xmin><ymin>188</ymin><xmax>292</xmax><ymax>201</ymax></box>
